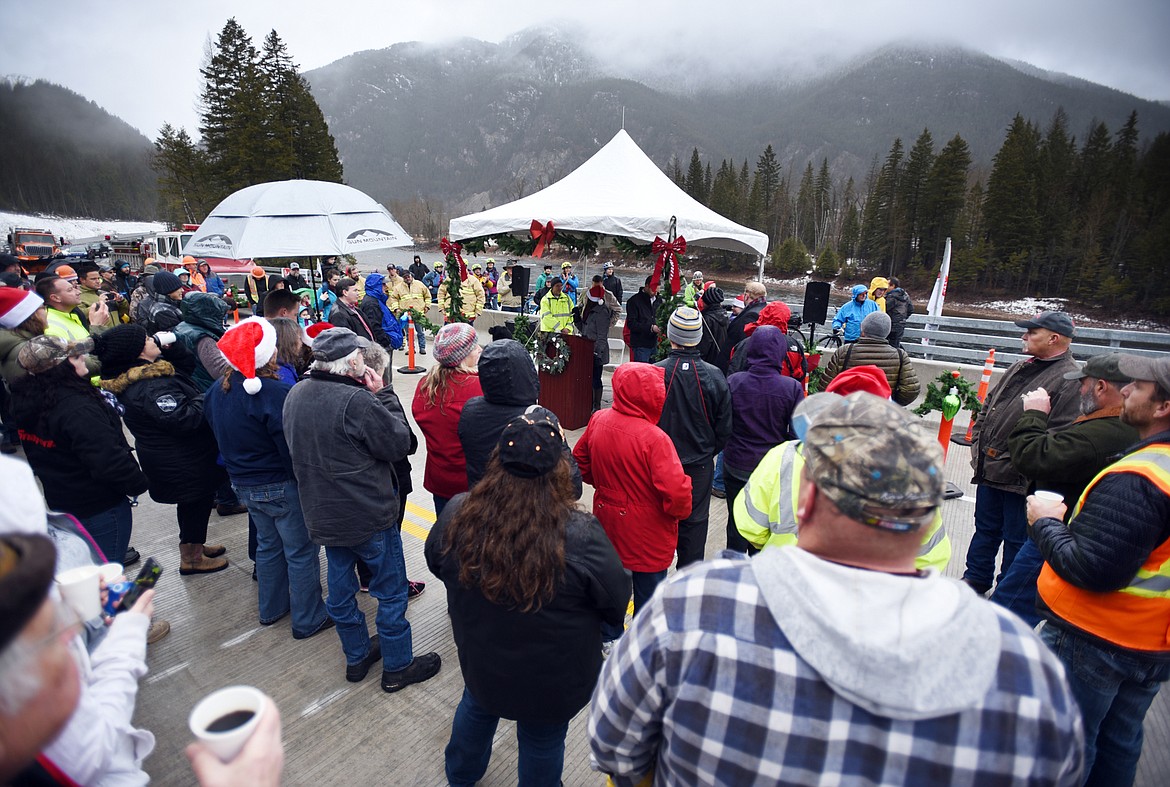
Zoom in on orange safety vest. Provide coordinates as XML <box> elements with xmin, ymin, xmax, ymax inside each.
<box><xmin>1038</xmin><ymin>443</ymin><xmax>1170</xmax><ymax>652</ymax></box>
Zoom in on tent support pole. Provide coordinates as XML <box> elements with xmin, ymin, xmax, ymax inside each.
<box><xmin>756</xmin><ymin>254</ymin><xmax>764</xmax><ymax>283</ymax></box>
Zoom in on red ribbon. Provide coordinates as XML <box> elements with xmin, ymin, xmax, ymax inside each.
<box><xmin>529</xmin><ymin>220</ymin><xmax>555</xmax><ymax>258</ymax></box>
<box><xmin>649</xmin><ymin>236</ymin><xmax>686</xmax><ymax>295</ymax></box>
<box><xmin>439</xmin><ymin>237</ymin><xmax>467</xmax><ymax>281</ymax></box>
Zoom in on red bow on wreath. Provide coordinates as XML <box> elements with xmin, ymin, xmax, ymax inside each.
<box><xmin>529</xmin><ymin>220</ymin><xmax>555</xmax><ymax>258</ymax></box>
<box><xmin>439</xmin><ymin>237</ymin><xmax>468</xmax><ymax>281</ymax></box>
<box><xmin>649</xmin><ymin>236</ymin><xmax>686</xmax><ymax>295</ymax></box>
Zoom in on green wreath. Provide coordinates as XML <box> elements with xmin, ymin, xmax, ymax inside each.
<box><xmin>461</xmin><ymin>231</ymin><xmax>602</xmax><ymax>259</ymax></box>
<box><xmin>406</xmin><ymin>307</ymin><xmax>440</xmax><ymax>337</ymax></box>
<box><xmin>913</xmin><ymin>371</ymin><xmax>984</xmax><ymax>417</ymax></box>
<box><xmin>536</xmin><ymin>333</ymin><xmax>571</xmax><ymax>375</ymax></box>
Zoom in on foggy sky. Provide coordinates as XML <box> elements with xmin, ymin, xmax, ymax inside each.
<box><xmin>2</xmin><ymin>0</ymin><xmax>1166</xmax><ymax>140</ymax></box>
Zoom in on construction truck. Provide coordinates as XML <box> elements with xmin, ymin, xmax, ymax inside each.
<box><xmin>6</xmin><ymin>227</ymin><xmax>60</xmax><ymax>272</ymax></box>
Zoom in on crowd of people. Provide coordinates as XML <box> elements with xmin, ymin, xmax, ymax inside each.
<box><xmin>0</xmin><ymin>250</ymin><xmax>1168</xmax><ymax>787</ymax></box>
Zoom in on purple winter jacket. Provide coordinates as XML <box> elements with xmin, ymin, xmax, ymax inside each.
<box><xmin>724</xmin><ymin>325</ymin><xmax>805</xmax><ymax>475</ymax></box>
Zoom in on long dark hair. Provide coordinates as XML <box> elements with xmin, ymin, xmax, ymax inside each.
<box><xmin>11</xmin><ymin>359</ymin><xmax>104</xmax><ymax>428</ymax></box>
<box><xmin>443</xmin><ymin>453</ymin><xmax>574</xmax><ymax>612</ymax></box>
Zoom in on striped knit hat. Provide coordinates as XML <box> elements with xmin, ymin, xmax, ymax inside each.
<box><xmin>667</xmin><ymin>306</ymin><xmax>703</xmax><ymax>347</ymax></box>
<box><xmin>433</xmin><ymin>323</ymin><xmax>478</xmax><ymax>367</ymax></box>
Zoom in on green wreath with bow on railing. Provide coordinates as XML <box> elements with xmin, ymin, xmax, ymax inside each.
<box><xmin>511</xmin><ymin>312</ymin><xmax>571</xmax><ymax>375</ymax></box>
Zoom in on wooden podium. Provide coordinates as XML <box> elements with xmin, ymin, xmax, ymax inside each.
<box><xmin>538</xmin><ymin>334</ymin><xmax>594</xmax><ymax>430</ymax></box>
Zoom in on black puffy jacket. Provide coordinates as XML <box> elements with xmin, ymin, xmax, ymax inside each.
<box><xmin>100</xmin><ymin>360</ymin><xmax>225</xmax><ymax>504</ymax></box>
<box><xmin>13</xmin><ymin>383</ymin><xmax>149</xmax><ymax>518</ymax></box>
<box><xmin>425</xmin><ymin>502</ymin><xmax>629</xmax><ymax>724</ymax></box>
<box><xmin>655</xmin><ymin>347</ymin><xmax>733</xmax><ymax>466</ymax></box>
<box><xmin>458</xmin><ymin>339</ymin><xmax>582</xmax><ymax>494</ymax></box>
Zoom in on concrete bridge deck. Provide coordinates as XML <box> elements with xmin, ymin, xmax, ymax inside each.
<box><xmin>101</xmin><ymin>338</ymin><xmax>1169</xmax><ymax>785</ymax></box>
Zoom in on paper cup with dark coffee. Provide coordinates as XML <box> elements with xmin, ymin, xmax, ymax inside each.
<box><xmin>189</xmin><ymin>685</ymin><xmax>266</xmax><ymax>761</ymax></box>
<box><xmin>56</xmin><ymin>565</ymin><xmax>103</xmax><ymax>621</ymax></box>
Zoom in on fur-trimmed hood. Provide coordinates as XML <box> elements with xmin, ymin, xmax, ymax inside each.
<box><xmin>99</xmin><ymin>360</ymin><xmax>176</xmax><ymax>395</ymax></box>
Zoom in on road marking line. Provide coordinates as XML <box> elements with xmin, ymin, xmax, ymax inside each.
<box><xmin>405</xmin><ymin>501</ymin><xmax>436</xmax><ymax>523</ymax></box>
<box><xmin>300</xmin><ymin>688</ymin><xmax>350</xmax><ymax>719</ymax></box>
<box><xmin>402</xmin><ymin>520</ymin><xmax>430</xmax><ymax>542</ymax></box>
<box><xmin>220</xmin><ymin>627</ymin><xmax>262</xmax><ymax>648</ymax></box>
<box><xmin>146</xmin><ymin>662</ymin><xmax>189</xmax><ymax>683</ymax></box>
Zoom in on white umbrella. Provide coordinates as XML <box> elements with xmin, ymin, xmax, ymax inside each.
<box><xmin>183</xmin><ymin>179</ymin><xmax>412</xmax><ymax>259</ymax></box>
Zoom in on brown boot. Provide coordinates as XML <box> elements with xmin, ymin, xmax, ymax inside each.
<box><xmin>147</xmin><ymin>619</ymin><xmax>172</xmax><ymax>644</ymax></box>
<box><xmin>203</xmin><ymin>544</ymin><xmax>227</xmax><ymax>558</ymax></box>
<box><xmin>179</xmin><ymin>543</ymin><xmax>229</xmax><ymax>575</ymax></box>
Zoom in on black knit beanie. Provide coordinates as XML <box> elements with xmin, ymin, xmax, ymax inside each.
<box><xmin>153</xmin><ymin>270</ymin><xmax>183</xmax><ymax>296</ymax></box>
<box><xmin>92</xmin><ymin>324</ymin><xmax>149</xmax><ymax>379</ymax></box>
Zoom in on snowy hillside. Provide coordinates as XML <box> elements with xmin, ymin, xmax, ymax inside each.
<box><xmin>1</xmin><ymin>210</ymin><xmax>164</xmax><ymax>245</ymax></box>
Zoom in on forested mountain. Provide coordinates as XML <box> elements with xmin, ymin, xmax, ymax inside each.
<box><xmin>0</xmin><ymin>80</ymin><xmax>157</xmax><ymax>219</ymax></box>
<box><xmin>306</xmin><ymin>31</ymin><xmax>1170</xmax><ymax>210</ymax></box>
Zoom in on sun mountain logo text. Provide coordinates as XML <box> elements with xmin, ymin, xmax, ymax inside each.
<box><xmin>346</xmin><ymin>229</ymin><xmax>400</xmax><ymax>246</ymax></box>
<box><xmin>190</xmin><ymin>234</ymin><xmax>234</xmax><ymax>253</ymax></box>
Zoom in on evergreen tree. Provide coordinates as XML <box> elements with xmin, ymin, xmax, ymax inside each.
<box><xmin>750</xmin><ymin>144</ymin><xmax>781</xmax><ymax>241</ymax></box>
<box><xmin>153</xmin><ymin>124</ymin><xmax>211</xmax><ymax>224</ymax></box>
<box><xmin>199</xmin><ymin>18</ymin><xmax>269</xmax><ymax>196</ymax></box>
<box><xmin>1034</xmin><ymin>110</ymin><xmax>1078</xmax><ymax>291</ymax></box>
<box><xmin>773</xmin><ymin>236</ymin><xmax>811</xmax><ymax>277</ymax></box>
<box><xmin>703</xmin><ymin>162</ymin><xmax>713</xmax><ymax>205</ymax></box>
<box><xmin>921</xmin><ymin>134</ymin><xmax>971</xmax><ymax>271</ymax></box>
<box><xmin>895</xmin><ymin>129</ymin><xmax>935</xmax><ymax>271</ymax></box>
<box><xmin>813</xmin><ymin>246</ymin><xmax>840</xmax><ymax>279</ymax></box>
<box><xmin>795</xmin><ymin>161</ymin><xmax>816</xmax><ymax>251</ymax></box>
<box><xmin>983</xmin><ymin>115</ymin><xmax>1041</xmax><ymax>288</ymax></box>
<box><xmin>859</xmin><ymin>138</ymin><xmax>904</xmax><ymax>269</ymax></box>
<box><xmin>685</xmin><ymin>148</ymin><xmax>704</xmax><ymax>201</ymax></box>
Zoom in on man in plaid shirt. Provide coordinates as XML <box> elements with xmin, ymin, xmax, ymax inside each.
<box><xmin>589</xmin><ymin>392</ymin><xmax>1084</xmax><ymax>786</ymax></box>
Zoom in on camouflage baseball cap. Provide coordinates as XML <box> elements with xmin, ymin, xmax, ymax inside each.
<box><xmin>803</xmin><ymin>392</ymin><xmax>943</xmax><ymax>532</ymax></box>
<box><xmin>17</xmin><ymin>334</ymin><xmax>94</xmax><ymax>375</ymax></box>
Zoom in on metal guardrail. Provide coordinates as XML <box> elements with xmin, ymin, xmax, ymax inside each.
<box><xmin>901</xmin><ymin>314</ymin><xmax>1170</xmax><ymax>368</ymax></box>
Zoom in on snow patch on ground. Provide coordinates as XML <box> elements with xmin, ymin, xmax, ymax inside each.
<box><xmin>1</xmin><ymin>210</ymin><xmax>164</xmax><ymax>245</ymax></box>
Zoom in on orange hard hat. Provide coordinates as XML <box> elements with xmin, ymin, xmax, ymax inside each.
<box><xmin>251</xmin><ymin>266</ymin><xmax>265</xmax><ymax>279</ymax></box>
<box><xmin>56</xmin><ymin>265</ymin><xmax>77</xmax><ymax>279</ymax></box>
<box><xmin>182</xmin><ymin>255</ymin><xmax>197</xmax><ymax>267</ymax></box>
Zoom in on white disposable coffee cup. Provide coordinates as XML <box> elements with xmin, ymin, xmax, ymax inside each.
<box><xmin>1034</xmin><ymin>490</ymin><xmax>1064</xmax><ymax>503</ymax></box>
<box><xmin>56</xmin><ymin>565</ymin><xmax>103</xmax><ymax>621</ymax></box>
<box><xmin>189</xmin><ymin>685</ymin><xmax>266</xmax><ymax>762</ymax></box>
<box><xmin>98</xmin><ymin>562</ymin><xmax>123</xmax><ymax>583</ymax></box>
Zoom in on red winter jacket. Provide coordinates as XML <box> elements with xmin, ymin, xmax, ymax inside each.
<box><xmin>573</xmin><ymin>363</ymin><xmax>692</xmax><ymax>572</ymax></box>
<box><xmin>412</xmin><ymin>371</ymin><xmax>484</xmax><ymax>499</ymax></box>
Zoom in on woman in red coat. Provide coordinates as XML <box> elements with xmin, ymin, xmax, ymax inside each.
<box><xmin>412</xmin><ymin>323</ymin><xmax>483</xmax><ymax>516</ymax></box>
<box><xmin>572</xmin><ymin>362</ymin><xmax>692</xmax><ymax>646</ymax></box>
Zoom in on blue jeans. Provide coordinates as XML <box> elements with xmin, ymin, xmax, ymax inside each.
<box><xmin>324</xmin><ymin>528</ymin><xmax>412</xmax><ymax>671</ymax></box>
<box><xmin>602</xmin><ymin>569</ymin><xmax>665</xmax><ymax>641</ymax></box>
<box><xmin>963</xmin><ymin>485</ymin><xmax>1028</xmax><ymax>590</ymax></box>
<box><xmin>234</xmin><ymin>480</ymin><xmax>328</xmax><ymax>637</ymax></box>
<box><xmin>989</xmin><ymin>538</ymin><xmax>1045</xmax><ymax>627</ymax></box>
<box><xmin>79</xmin><ymin>498</ymin><xmax>133</xmax><ymax>564</ymax></box>
<box><xmin>632</xmin><ymin>346</ymin><xmax>654</xmax><ymax>364</ymax></box>
<box><xmin>433</xmin><ymin>494</ymin><xmax>450</xmax><ymax>519</ymax></box>
<box><xmin>712</xmin><ymin>451</ymin><xmax>725</xmax><ymax>493</ymax></box>
<box><xmin>445</xmin><ymin>687</ymin><xmax>569</xmax><ymax>787</ymax></box>
<box><xmin>1041</xmin><ymin>623</ymin><xmax>1170</xmax><ymax>786</ymax></box>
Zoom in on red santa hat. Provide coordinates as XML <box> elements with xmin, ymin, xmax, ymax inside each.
<box><xmin>0</xmin><ymin>287</ymin><xmax>43</xmax><ymax>329</ymax></box>
<box><xmin>303</xmin><ymin>322</ymin><xmax>335</xmax><ymax>347</ymax></box>
<box><xmin>216</xmin><ymin>317</ymin><xmax>277</xmax><ymax>395</ymax></box>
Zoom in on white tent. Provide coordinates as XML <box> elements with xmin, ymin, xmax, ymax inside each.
<box><xmin>448</xmin><ymin>130</ymin><xmax>768</xmax><ymax>257</ymax></box>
